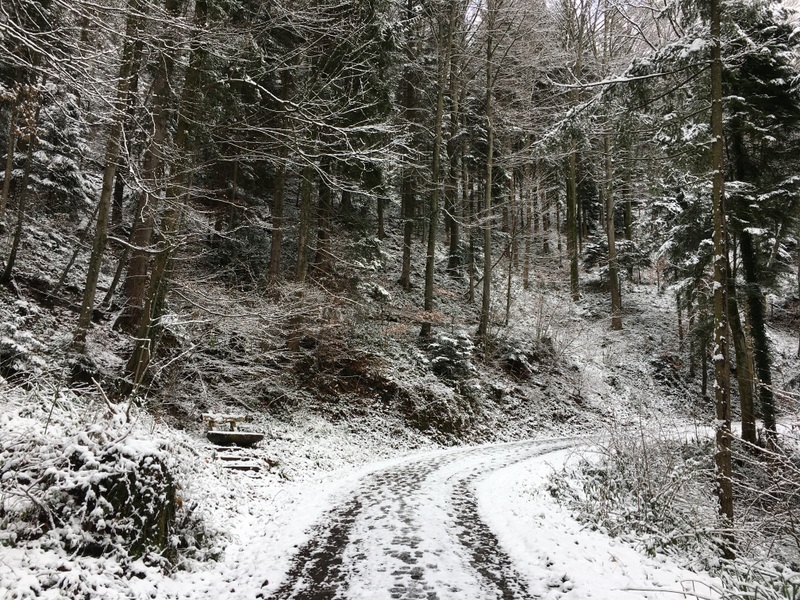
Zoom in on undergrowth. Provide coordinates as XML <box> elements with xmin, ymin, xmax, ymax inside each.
<box><xmin>548</xmin><ymin>425</ymin><xmax>720</xmax><ymax>564</ymax></box>
<box><xmin>549</xmin><ymin>423</ymin><xmax>800</xmax><ymax>599</ymax></box>
<box><xmin>0</xmin><ymin>381</ymin><xmax>216</xmax><ymax>597</ymax></box>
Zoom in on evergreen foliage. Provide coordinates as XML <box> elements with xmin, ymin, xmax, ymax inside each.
<box><xmin>0</xmin><ymin>0</ymin><xmax>799</xmax><ymax>586</ymax></box>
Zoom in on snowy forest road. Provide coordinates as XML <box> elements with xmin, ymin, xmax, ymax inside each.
<box><xmin>268</xmin><ymin>437</ymin><xmax>583</xmax><ymax>600</ymax></box>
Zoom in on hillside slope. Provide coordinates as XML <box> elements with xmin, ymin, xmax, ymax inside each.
<box><xmin>0</xmin><ymin>206</ymin><xmax>798</xmax><ymax>597</ymax></box>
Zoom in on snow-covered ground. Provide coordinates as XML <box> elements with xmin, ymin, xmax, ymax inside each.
<box><xmin>479</xmin><ymin>446</ymin><xmax>721</xmax><ymax>599</ymax></box>
<box><xmin>153</xmin><ymin>436</ymin><xmax>720</xmax><ymax>600</ymax></box>
<box><xmin>0</xmin><ymin>415</ymin><xmax>720</xmax><ymax>599</ymax></box>
<box><xmin>2</xmin><ymin>277</ymin><xmax>797</xmax><ymax>599</ymax></box>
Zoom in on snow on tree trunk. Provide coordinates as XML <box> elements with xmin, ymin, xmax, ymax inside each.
<box><xmin>710</xmin><ymin>0</ymin><xmax>734</xmax><ymax>552</ymax></box>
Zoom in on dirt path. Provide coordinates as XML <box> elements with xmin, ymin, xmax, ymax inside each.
<box><xmin>269</xmin><ymin>438</ymin><xmax>580</xmax><ymax>600</ymax></box>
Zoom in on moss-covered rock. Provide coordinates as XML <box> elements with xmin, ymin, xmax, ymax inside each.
<box><xmin>2</xmin><ymin>425</ymin><xmax>180</xmax><ymax>565</ymax></box>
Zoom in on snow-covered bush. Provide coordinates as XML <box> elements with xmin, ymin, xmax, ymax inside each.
<box><xmin>399</xmin><ymin>378</ymin><xmax>482</xmax><ymax>438</ymax></box>
<box><xmin>424</xmin><ymin>331</ymin><xmax>475</xmax><ymax>382</ymax></box>
<box><xmin>549</xmin><ymin>426</ymin><xmax>800</xmax><ymax>598</ymax></box>
<box><xmin>350</xmin><ymin>235</ymin><xmax>388</xmax><ymax>272</ymax></box>
<box><xmin>548</xmin><ymin>428</ymin><xmax>719</xmax><ymax>563</ymax></box>
<box><xmin>373</xmin><ymin>342</ymin><xmax>484</xmax><ymax>440</ymax></box>
<box><xmin>207</xmin><ymin>223</ymin><xmax>272</xmax><ymax>285</ymax></box>
<box><xmin>498</xmin><ymin>337</ymin><xmax>554</xmax><ymax>380</ymax></box>
<box><xmin>31</xmin><ymin>85</ymin><xmax>89</xmax><ymax>212</ymax></box>
<box><xmin>583</xmin><ymin>238</ymin><xmax>651</xmax><ymax>280</ymax></box>
<box><xmin>0</xmin><ymin>382</ymin><xmax>219</xmax><ymax>598</ymax></box>
<box><xmin>717</xmin><ymin>561</ymin><xmax>800</xmax><ymax>600</ymax></box>
<box><xmin>0</xmin><ymin>416</ymin><xmax>181</xmax><ymax>566</ymax></box>
<box><xmin>0</xmin><ymin>300</ymin><xmax>47</xmax><ymax>381</ymax></box>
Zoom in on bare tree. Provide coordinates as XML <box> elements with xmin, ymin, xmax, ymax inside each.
<box><xmin>421</xmin><ymin>0</ymin><xmax>458</xmax><ymax>337</ymax></box>
<box><xmin>74</xmin><ymin>0</ymin><xmax>145</xmax><ymax>351</ymax></box>
<box><xmin>115</xmin><ymin>0</ymin><xmax>181</xmax><ymax>335</ymax></box>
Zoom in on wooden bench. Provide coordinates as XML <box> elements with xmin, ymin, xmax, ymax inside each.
<box><xmin>202</xmin><ymin>413</ymin><xmax>251</xmax><ymax>432</ymax></box>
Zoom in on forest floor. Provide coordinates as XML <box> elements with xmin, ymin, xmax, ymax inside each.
<box><xmin>0</xmin><ymin>211</ymin><xmax>799</xmax><ymax>598</ymax></box>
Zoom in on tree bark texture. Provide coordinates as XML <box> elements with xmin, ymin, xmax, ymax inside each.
<box><xmin>268</xmin><ymin>71</ymin><xmax>292</xmax><ymax>281</ymax></box>
<box><xmin>567</xmin><ymin>146</ymin><xmax>579</xmax><ymax>300</ymax></box>
<box><xmin>269</xmin><ymin>161</ymin><xmax>286</xmax><ymax>280</ymax></box>
<box><xmin>0</xmin><ymin>101</ymin><xmax>17</xmax><ymax>221</ymax></box>
<box><xmin>710</xmin><ymin>0</ymin><xmax>735</xmax><ymax>547</ymax></box>
<box><xmin>314</xmin><ymin>158</ymin><xmax>334</xmax><ymax>276</ymax></box>
<box><xmin>400</xmin><ymin>0</ymin><xmax>417</xmax><ymax>292</ymax></box>
<box><xmin>1</xmin><ymin>131</ymin><xmax>36</xmax><ymax>283</ymax></box>
<box><xmin>116</xmin><ymin>0</ymin><xmax>177</xmax><ymax>336</ymax></box>
<box><xmin>478</xmin><ymin>16</ymin><xmax>495</xmax><ymax>342</ymax></box>
<box><xmin>421</xmin><ymin>13</ymin><xmax>452</xmax><ymax>337</ymax></box>
<box><xmin>727</xmin><ymin>278</ymin><xmax>756</xmax><ymax>445</ymax></box>
<box><xmin>740</xmin><ymin>230</ymin><xmax>775</xmax><ymax>441</ymax></box>
<box><xmin>295</xmin><ymin>165</ymin><xmax>313</xmax><ymax>283</ymax></box>
<box><xmin>124</xmin><ymin>0</ymin><xmax>205</xmax><ymax>391</ymax></box>
<box><xmin>605</xmin><ymin>132</ymin><xmax>622</xmax><ymax>330</ymax></box>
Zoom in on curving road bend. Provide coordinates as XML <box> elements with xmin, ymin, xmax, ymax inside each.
<box><xmin>268</xmin><ymin>437</ymin><xmax>582</xmax><ymax>600</ymax></box>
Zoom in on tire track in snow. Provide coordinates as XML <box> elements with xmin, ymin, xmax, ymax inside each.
<box><xmin>269</xmin><ymin>498</ymin><xmax>362</xmax><ymax>599</ymax></box>
<box><xmin>270</xmin><ymin>438</ymin><xmax>580</xmax><ymax>600</ymax></box>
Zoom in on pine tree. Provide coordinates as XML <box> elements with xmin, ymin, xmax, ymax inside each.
<box><xmin>722</xmin><ymin>0</ymin><xmax>800</xmax><ymax>442</ymax></box>
<box><xmin>710</xmin><ymin>0</ymin><xmax>734</xmax><ymax>547</ymax></box>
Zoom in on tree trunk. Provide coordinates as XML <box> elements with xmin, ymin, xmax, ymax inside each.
<box><xmin>624</xmin><ymin>156</ymin><xmax>634</xmax><ymax>279</ymax></box>
<box><xmin>478</xmin><ymin>18</ymin><xmax>495</xmax><ymax>342</ymax></box>
<box><xmin>401</xmin><ymin>173</ymin><xmax>415</xmax><ymax>291</ymax></box>
<box><xmin>541</xmin><ymin>175</ymin><xmax>550</xmax><ymax>255</ymax></box>
<box><xmin>512</xmin><ymin>175</ymin><xmax>520</xmax><ymax>271</ymax></box>
<box><xmin>740</xmin><ymin>230</ymin><xmax>775</xmax><ymax>441</ymax></box>
<box><xmin>567</xmin><ymin>146</ymin><xmax>579</xmax><ymax>300</ymax></box>
<box><xmin>710</xmin><ymin>0</ymin><xmax>734</xmax><ymax>549</ymax></box>
<box><xmin>115</xmin><ymin>192</ymin><xmax>155</xmax><ymax>333</ymax></box>
<box><xmin>0</xmin><ymin>101</ymin><xmax>17</xmax><ymax>222</ymax></box>
<box><xmin>445</xmin><ymin>55</ymin><xmax>461</xmax><ymax>276</ymax></box>
<box><xmin>269</xmin><ymin>69</ymin><xmax>294</xmax><ymax>281</ymax></box>
<box><xmin>727</xmin><ymin>277</ymin><xmax>757</xmax><ymax>445</ymax></box>
<box><xmin>422</xmin><ymin>13</ymin><xmax>452</xmax><ymax>337</ymax></box>
<box><xmin>269</xmin><ymin>161</ymin><xmax>286</xmax><ymax>280</ymax></box>
<box><xmin>556</xmin><ymin>194</ymin><xmax>563</xmax><ymax>260</ymax></box>
<box><xmin>701</xmin><ymin>329</ymin><xmax>709</xmax><ymax>397</ymax></box>
<box><xmin>577</xmin><ymin>181</ymin><xmax>584</xmax><ymax>255</ymax></box>
<box><xmin>1</xmin><ymin>133</ymin><xmax>36</xmax><ymax>284</ymax></box>
<box><xmin>523</xmin><ymin>165</ymin><xmax>533</xmax><ymax>289</ymax></box>
<box><xmin>340</xmin><ymin>189</ymin><xmax>353</xmax><ymax>219</ymax></box>
<box><xmin>116</xmin><ymin>1</ymin><xmax>175</xmax><ymax>336</ymax></box>
<box><xmin>688</xmin><ymin>291</ymin><xmax>696</xmax><ymax>378</ymax></box>
<box><xmin>102</xmin><ymin>243</ymin><xmax>130</xmax><ymax>307</ymax></box>
<box><xmin>53</xmin><ymin>203</ymin><xmax>101</xmax><ymax>297</ymax></box>
<box><xmin>123</xmin><ymin>222</ymin><xmax>169</xmax><ymax>395</ymax></box>
<box><xmin>400</xmin><ymin>0</ymin><xmax>416</xmax><ymax>292</ymax></box>
<box><xmin>605</xmin><ymin>132</ymin><xmax>622</xmax><ymax>330</ymax></box>
<box><xmin>123</xmin><ymin>193</ymin><xmax>183</xmax><ymax>396</ymax></box>
<box><xmin>377</xmin><ymin>196</ymin><xmax>386</xmax><ymax>240</ymax></box>
<box><xmin>465</xmin><ymin>152</ymin><xmax>475</xmax><ymax>304</ymax></box>
<box><xmin>295</xmin><ymin>165</ymin><xmax>313</xmax><ymax>283</ymax></box>
<box><xmin>269</xmin><ymin>68</ymin><xmax>292</xmax><ymax>281</ymax></box>
<box><xmin>314</xmin><ymin>158</ymin><xmax>334</xmax><ymax>275</ymax></box>
<box><xmin>74</xmin><ymin>0</ymin><xmax>144</xmax><ymax>351</ymax></box>
<box><xmin>677</xmin><ymin>290</ymin><xmax>684</xmax><ymax>352</ymax></box>
<box><xmin>123</xmin><ymin>0</ymin><xmax>203</xmax><ymax>390</ymax></box>
<box><xmin>504</xmin><ymin>176</ymin><xmax>516</xmax><ymax>326</ymax></box>
<box><xmin>624</xmin><ymin>158</ymin><xmax>633</xmax><ymax>241</ymax></box>
<box><xmin>112</xmin><ymin>168</ymin><xmax>125</xmax><ymax>233</ymax></box>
